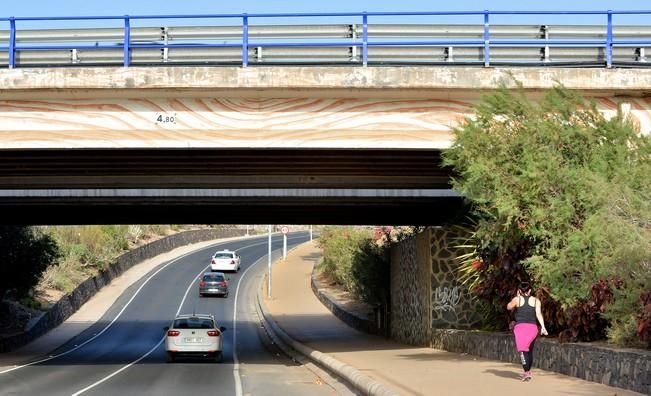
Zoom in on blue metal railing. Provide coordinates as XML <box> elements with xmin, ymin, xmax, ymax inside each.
<box><xmin>2</xmin><ymin>10</ymin><xmax>651</xmax><ymax>69</ymax></box>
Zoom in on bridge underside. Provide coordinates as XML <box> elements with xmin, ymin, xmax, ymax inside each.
<box><xmin>0</xmin><ymin>148</ymin><xmax>466</xmax><ymax>225</ymax></box>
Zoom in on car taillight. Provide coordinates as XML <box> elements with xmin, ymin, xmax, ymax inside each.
<box><xmin>230</xmin><ymin>260</ymin><xmax>235</xmax><ymax>265</ymax></box>
<box><xmin>207</xmin><ymin>330</ymin><xmax>221</xmax><ymax>337</ymax></box>
<box><xmin>167</xmin><ymin>330</ymin><xmax>180</xmax><ymax>336</ymax></box>
<box><xmin>211</xmin><ymin>259</ymin><xmax>216</xmax><ymax>264</ymax></box>
<box><xmin>219</xmin><ymin>281</ymin><xmax>227</xmax><ymax>287</ymax></box>
<box><xmin>199</xmin><ymin>281</ymin><xmax>206</xmax><ymax>287</ymax></box>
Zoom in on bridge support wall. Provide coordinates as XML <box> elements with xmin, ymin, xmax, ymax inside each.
<box><xmin>390</xmin><ymin>227</ymin><xmax>480</xmax><ymax>345</ymax></box>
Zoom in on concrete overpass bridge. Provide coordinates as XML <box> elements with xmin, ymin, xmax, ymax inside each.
<box><xmin>1</xmin><ymin>11</ymin><xmax>650</xmax><ymax>225</ymax></box>
<box><xmin>2</xmin><ymin>66</ymin><xmax>650</xmax><ymax>225</ymax></box>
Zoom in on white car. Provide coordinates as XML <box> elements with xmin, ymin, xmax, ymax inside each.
<box><xmin>210</xmin><ymin>249</ymin><xmax>241</xmax><ymax>272</ymax></box>
<box><xmin>165</xmin><ymin>314</ymin><xmax>226</xmax><ymax>363</ymax></box>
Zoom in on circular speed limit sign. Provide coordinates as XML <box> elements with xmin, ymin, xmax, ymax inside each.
<box><xmin>281</xmin><ymin>226</ymin><xmax>289</xmax><ymax>235</ymax></box>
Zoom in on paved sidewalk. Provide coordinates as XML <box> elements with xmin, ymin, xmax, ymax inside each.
<box><xmin>264</xmin><ymin>241</ymin><xmax>641</xmax><ymax>396</ymax></box>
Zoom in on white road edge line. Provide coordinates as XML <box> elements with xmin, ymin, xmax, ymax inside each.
<box><xmin>0</xmin><ymin>236</ymin><xmax>268</xmax><ymax>376</ymax></box>
<box><xmin>232</xmin><ymin>237</ymin><xmax>306</xmax><ymax>396</ymax></box>
<box><xmin>231</xmin><ymin>253</ymin><xmax>260</xmax><ymax>396</ymax></box>
<box><xmin>68</xmin><ymin>235</ymin><xmax>305</xmax><ymax>396</ymax></box>
<box><xmin>71</xmin><ymin>263</ymin><xmax>210</xmax><ymax>396</ymax></box>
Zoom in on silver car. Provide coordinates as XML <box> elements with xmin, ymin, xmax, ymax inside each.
<box><xmin>165</xmin><ymin>314</ymin><xmax>226</xmax><ymax>362</ymax></box>
<box><xmin>199</xmin><ymin>272</ymin><xmax>229</xmax><ymax>297</ymax></box>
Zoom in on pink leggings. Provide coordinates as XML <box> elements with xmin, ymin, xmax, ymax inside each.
<box><xmin>513</xmin><ymin>323</ymin><xmax>538</xmax><ymax>371</ymax></box>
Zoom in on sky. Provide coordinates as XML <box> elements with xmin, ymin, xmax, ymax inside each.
<box><xmin>1</xmin><ymin>1</ymin><xmax>649</xmax><ymax>28</ymax></box>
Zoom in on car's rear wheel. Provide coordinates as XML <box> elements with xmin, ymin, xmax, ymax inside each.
<box><xmin>214</xmin><ymin>352</ymin><xmax>223</xmax><ymax>363</ymax></box>
<box><xmin>166</xmin><ymin>352</ymin><xmax>175</xmax><ymax>363</ymax></box>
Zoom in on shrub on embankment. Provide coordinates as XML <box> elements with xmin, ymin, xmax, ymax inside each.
<box><xmin>39</xmin><ymin>225</ymin><xmax>178</xmax><ymax>294</ymax></box>
<box><xmin>317</xmin><ymin>227</ymin><xmax>390</xmax><ymax>307</ymax></box>
<box><xmin>0</xmin><ymin>226</ymin><xmax>60</xmax><ymax>302</ymax></box>
<box><xmin>1</xmin><ymin>225</ymin><xmax>225</xmax><ymax>309</ymax></box>
<box><xmin>443</xmin><ymin>83</ymin><xmax>651</xmax><ymax>347</ymax></box>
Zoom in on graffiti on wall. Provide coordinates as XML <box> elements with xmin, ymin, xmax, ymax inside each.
<box><xmin>433</xmin><ymin>286</ymin><xmax>461</xmax><ymax>312</ymax></box>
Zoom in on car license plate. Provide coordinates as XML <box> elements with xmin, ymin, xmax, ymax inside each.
<box><xmin>209</xmin><ymin>288</ymin><xmax>220</xmax><ymax>292</ymax></box>
<box><xmin>184</xmin><ymin>337</ymin><xmax>203</xmax><ymax>343</ymax></box>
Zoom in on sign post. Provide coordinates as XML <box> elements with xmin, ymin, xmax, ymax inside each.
<box><xmin>281</xmin><ymin>226</ymin><xmax>289</xmax><ymax>259</ymax></box>
<box><xmin>268</xmin><ymin>224</ymin><xmax>272</xmax><ymax>298</ymax></box>
<box><xmin>310</xmin><ymin>225</ymin><xmax>313</xmax><ymax>241</ymax></box>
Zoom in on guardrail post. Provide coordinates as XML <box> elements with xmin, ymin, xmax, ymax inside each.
<box><xmin>8</xmin><ymin>17</ymin><xmax>16</xmax><ymax>68</ymax></box>
<box><xmin>606</xmin><ymin>10</ymin><xmax>613</xmax><ymax>68</ymax></box>
<box><xmin>123</xmin><ymin>15</ymin><xmax>131</xmax><ymax>67</ymax></box>
<box><xmin>242</xmin><ymin>14</ymin><xmax>249</xmax><ymax>67</ymax></box>
<box><xmin>483</xmin><ymin>10</ymin><xmax>490</xmax><ymax>67</ymax></box>
<box><xmin>362</xmin><ymin>12</ymin><xmax>368</xmax><ymax>67</ymax></box>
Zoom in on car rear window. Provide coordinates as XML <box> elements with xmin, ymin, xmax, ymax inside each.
<box><xmin>173</xmin><ymin>318</ymin><xmax>214</xmax><ymax>329</ymax></box>
<box><xmin>202</xmin><ymin>274</ymin><xmax>225</xmax><ymax>281</ymax></box>
<box><xmin>214</xmin><ymin>252</ymin><xmax>234</xmax><ymax>259</ymax></box>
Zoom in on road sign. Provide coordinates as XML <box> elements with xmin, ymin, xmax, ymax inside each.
<box><xmin>281</xmin><ymin>226</ymin><xmax>289</xmax><ymax>235</ymax></box>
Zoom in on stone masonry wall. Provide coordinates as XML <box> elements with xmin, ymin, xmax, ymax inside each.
<box><xmin>0</xmin><ymin>228</ymin><xmax>246</xmax><ymax>353</ymax></box>
<box><xmin>430</xmin><ymin>227</ymin><xmax>481</xmax><ymax>329</ymax></box>
<box><xmin>431</xmin><ymin>329</ymin><xmax>651</xmax><ymax>395</ymax></box>
<box><xmin>390</xmin><ymin>232</ymin><xmax>431</xmax><ymax>346</ymax></box>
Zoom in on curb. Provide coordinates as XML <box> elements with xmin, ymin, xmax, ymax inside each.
<box><xmin>310</xmin><ymin>267</ymin><xmax>373</xmax><ymax>334</ymax></box>
<box><xmin>255</xmin><ymin>247</ymin><xmax>399</xmax><ymax>396</ymax></box>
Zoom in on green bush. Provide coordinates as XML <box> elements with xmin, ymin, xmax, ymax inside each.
<box><xmin>317</xmin><ymin>226</ymin><xmax>390</xmax><ymax>306</ymax></box>
<box><xmin>443</xmin><ymin>83</ymin><xmax>651</xmax><ymax>346</ymax></box>
<box><xmin>0</xmin><ymin>226</ymin><xmax>60</xmax><ymax>300</ymax></box>
<box><xmin>350</xmin><ymin>240</ymin><xmax>390</xmax><ymax>306</ymax></box>
<box><xmin>317</xmin><ymin>227</ymin><xmax>369</xmax><ymax>290</ymax></box>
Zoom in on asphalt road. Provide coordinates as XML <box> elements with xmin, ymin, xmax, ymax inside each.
<box><xmin>0</xmin><ymin>233</ymin><xmax>338</xmax><ymax>396</ymax></box>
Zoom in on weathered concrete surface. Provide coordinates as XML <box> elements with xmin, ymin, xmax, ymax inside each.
<box><xmin>1</xmin><ymin>67</ymin><xmax>651</xmax><ymax>98</ymax></box>
<box><xmin>0</xmin><ymin>67</ymin><xmax>648</xmax><ymax>150</ymax></box>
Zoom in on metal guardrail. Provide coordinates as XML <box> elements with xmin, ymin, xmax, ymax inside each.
<box><xmin>0</xmin><ymin>10</ymin><xmax>650</xmax><ymax>68</ymax></box>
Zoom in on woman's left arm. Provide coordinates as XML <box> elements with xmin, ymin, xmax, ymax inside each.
<box><xmin>535</xmin><ymin>299</ymin><xmax>548</xmax><ymax>335</ymax></box>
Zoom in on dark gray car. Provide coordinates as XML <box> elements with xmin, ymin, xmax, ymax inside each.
<box><xmin>199</xmin><ymin>272</ymin><xmax>229</xmax><ymax>297</ymax></box>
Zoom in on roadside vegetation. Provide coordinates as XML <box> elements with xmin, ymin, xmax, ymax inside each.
<box><xmin>0</xmin><ymin>225</ymin><xmax>199</xmax><ymax>312</ymax></box>
<box><xmin>443</xmin><ymin>84</ymin><xmax>651</xmax><ymax>347</ymax></box>
<box><xmin>317</xmin><ymin>226</ymin><xmax>393</xmax><ymax>308</ymax></box>
<box><xmin>38</xmin><ymin>225</ymin><xmax>179</xmax><ymax>296</ymax></box>
<box><xmin>0</xmin><ymin>226</ymin><xmax>60</xmax><ymax>304</ymax></box>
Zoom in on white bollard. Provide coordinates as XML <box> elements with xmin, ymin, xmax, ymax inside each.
<box><xmin>283</xmin><ymin>233</ymin><xmax>287</xmax><ymax>259</ymax></box>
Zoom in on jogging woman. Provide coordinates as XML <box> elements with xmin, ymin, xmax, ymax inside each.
<box><xmin>507</xmin><ymin>282</ymin><xmax>548</xmax><ymax>381</ymax></box>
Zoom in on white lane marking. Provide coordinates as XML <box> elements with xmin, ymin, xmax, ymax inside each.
<box><xmin>0</xmin><ymin>235</ymin><xmax>288</xmax><ymax>375</ymax></box>
<box><xmin>0</xmin><ymin>242</ymin><xmax>220</xmax><ymax>375</ymax></box>
<box><xmin>232</xmin><ymin>256</ymin><xmax>260</xmax><ymax>396</ymax></box>
<box><xmin>231</xmin><ymin>235</ymin><xmax>307</xmax><ymax>396</ymax></box>
<box><xmin>69</xmin><ymin>235</ymin><xmax>306</xmax><ymax>396</ymax></box>
<box><xmin>71</xmin><ymin>264</ymin><xmax>209</xmax><ymax>396</ymax></box>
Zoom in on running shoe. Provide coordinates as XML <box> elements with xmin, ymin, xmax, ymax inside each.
<box><xmin>523</xmin><ymin>371</ymin><xmax>533</xmax><ymax>381</ymax></box>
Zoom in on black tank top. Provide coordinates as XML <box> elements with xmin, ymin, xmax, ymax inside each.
<box><xmin>514</xmin><ymin>296</ymin><xmax>537</xmax><ymax>324</ymax></box>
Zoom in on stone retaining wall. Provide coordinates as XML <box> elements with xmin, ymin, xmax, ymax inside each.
<box><xmin>0</xmin><ymin>228</ymin><xmax>246</xmax><ymax>353</ymax></box>
<box><xmin>311</xmin><ymin>267</ymin><xmax>372</xmax><ymax>334</ymax></box>
<box><xmin>431</xmin><ymin>329</ymin><xmax>651</xmax><ymax>395</ymax></box>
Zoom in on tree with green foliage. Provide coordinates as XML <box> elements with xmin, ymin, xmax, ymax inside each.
<box><xmin>0</xmin><ymin>226</ymin><xmax>60</xmax><ymax>300</ymax></box>
<box><xmin>443</xmin><ymin>84</ymin><xmax>651</xmax><ymax>346</ymax></box>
